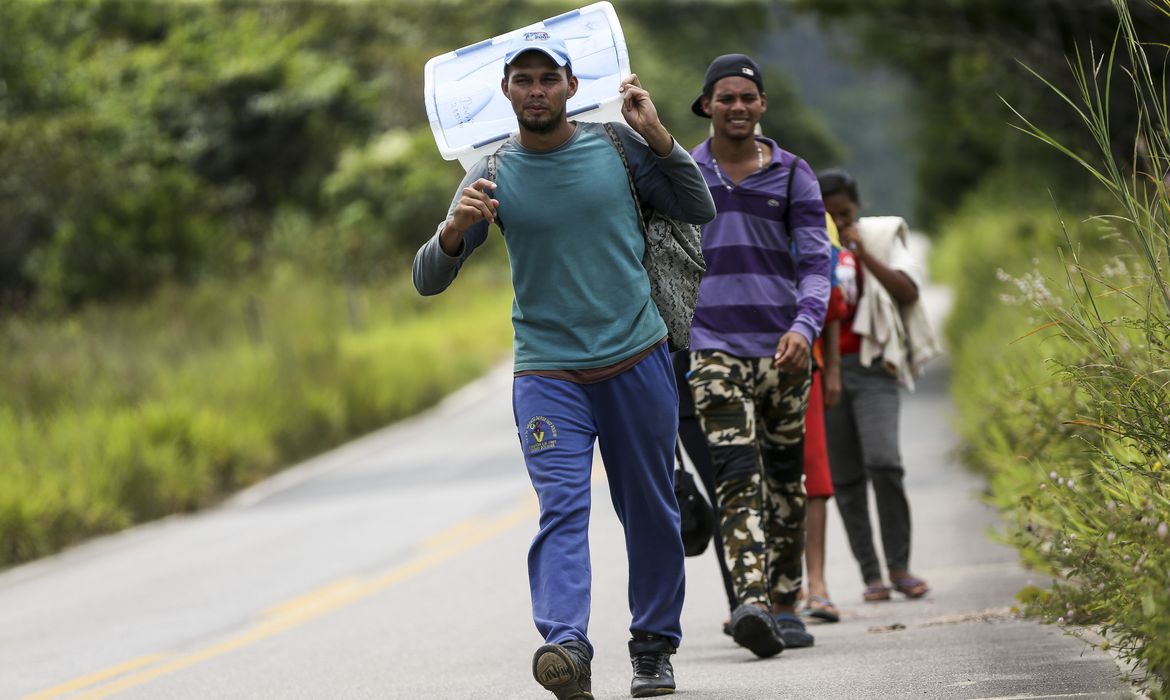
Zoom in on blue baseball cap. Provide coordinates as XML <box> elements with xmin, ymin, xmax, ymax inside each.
<box><xmin>504</xmin><ymin>30</ymin><xmax>572</xmax><ymax>70</ymax></box>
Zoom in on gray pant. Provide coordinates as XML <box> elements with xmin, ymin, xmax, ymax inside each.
<box><xmin>824</xmin><ymin>354</ymin><xmax>911</xmax><ymax>584</ymax></box>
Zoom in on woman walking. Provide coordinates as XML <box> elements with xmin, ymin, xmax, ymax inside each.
<box><xmin>817</xmin><ymin>169</ymin><xmax>940</xmax><ymax>602</ymax></box>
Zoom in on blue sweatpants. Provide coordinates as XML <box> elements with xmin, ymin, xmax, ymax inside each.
<box><xmin>512</xmin><ymin>343</ymin><xmax>686</xmax><ymax>654</ymax></box>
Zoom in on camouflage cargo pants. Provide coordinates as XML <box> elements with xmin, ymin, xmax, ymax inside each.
<box><xmin>688</xmin><ymin>350</ymin><xmax>811</xmax><ymax>608</ymax></box>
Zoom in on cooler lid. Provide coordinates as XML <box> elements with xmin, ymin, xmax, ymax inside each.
<box><xmin>423</xmin><ymin>2</ymin><xmax>630</xmax><ymax>170</ymax></box>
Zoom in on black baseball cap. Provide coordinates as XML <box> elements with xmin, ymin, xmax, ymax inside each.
<box><xmin>691</xmin><ymin>54</ymin><xmax>766</xmax><ymax>118</ymax></box>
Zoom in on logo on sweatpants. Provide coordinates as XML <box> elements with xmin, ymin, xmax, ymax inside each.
<box><xmin>524</xmin><ymin>416</ymin><xmax>558</xmax><ymax>453</ymax></box>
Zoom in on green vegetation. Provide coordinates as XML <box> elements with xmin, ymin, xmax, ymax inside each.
<box><xmin>1</xmin><ymin>1</ymin><xmax>848</xmax><ymax>567</ymax></box>
<box><xmin>793</xmin><ymin>0</ymin><xmax>1170</xmax><ymax>227</ymax></box>
<box><xmin>0</xmin><ymin>262</ymin><xmax>513</xmax><ymax>564</ymax></box>
<box><xmin>5</xmin><ymin>2</ymin><xmax>1167</xmax><ymax>688</ymax></box>
<box><xmin>933</xmin><ymin>1</ymin><xmax>1170</xmax><ymax>690</ymax></box>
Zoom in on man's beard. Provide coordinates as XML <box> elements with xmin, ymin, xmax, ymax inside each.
<box><xmin>518</xmin><ymin>104</ymin><xmax>564</xmax><ymax>133</ymax></box>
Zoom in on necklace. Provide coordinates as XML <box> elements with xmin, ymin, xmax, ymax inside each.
<box><xmin>711</xmin><ymin>141</ymin><xmax>765</xmax><ymax>191</ymax></box>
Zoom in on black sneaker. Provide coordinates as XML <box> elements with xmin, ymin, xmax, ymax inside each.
<box><xmin>774</xmin><ymin>612</ymin><xmax>815</xmax><ymax>648</ymax></box>
<box><xmin>628</xmin><ymin>632</ymin><xmax>676</xmax><ymax>697</ymax></box>
<box><xmin>532</xmin><ymin>641</ymin><xmax>593</xmax><ymax>700</ymax></box>
<box><xmin>730</xmin><ymin>603</ymin><xmax>785</xmax><ymax>658</ymax></box>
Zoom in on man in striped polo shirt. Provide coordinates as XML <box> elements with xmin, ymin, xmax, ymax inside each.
<box><xmin>685</xmin><ymin>54</ymin><xmax>831</xmax><ymax>658</ymax></box>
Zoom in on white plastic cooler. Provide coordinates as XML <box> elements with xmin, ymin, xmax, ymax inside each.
<box><xmin>423</xmin><ymin>2</ymin><xmax>631</xmax><ymax>171</ymax></box>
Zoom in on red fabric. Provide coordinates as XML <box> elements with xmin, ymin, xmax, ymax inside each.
<box><xmin>803</xmin><ymin>369</ymin><xmax>834</xmax><ymax>498</ymax></box>
<box><xmin>813</xmin><ymin>283</ymin><xmax>850</xmax><ymax>367</ymax></box>
<box><xmin>837</xmin><ymin>250</ymin><xmax>863</xmax><ymax>356</ymax></box>
<box><xmin>825</xmin><ymin>284</ymin><xmax>849</xmax><ymax>324</ymax></box>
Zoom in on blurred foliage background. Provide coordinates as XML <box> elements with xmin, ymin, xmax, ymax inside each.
<box><xmin>2</xmin><ymin>0</ymin><xmax>1168</xmax><ymax>688</ymax></box>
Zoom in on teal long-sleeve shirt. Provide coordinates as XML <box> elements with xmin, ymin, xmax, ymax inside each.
<box><xmin>412</xmin><ymin>121</ymin><xmax>715</xmax><ymax>372</ymax></box>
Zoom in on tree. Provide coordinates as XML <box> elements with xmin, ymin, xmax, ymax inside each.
<box><xmin>793</xmin><ymin>0</ymin><xmax>1170</xmax><ymax>223</ymax></box>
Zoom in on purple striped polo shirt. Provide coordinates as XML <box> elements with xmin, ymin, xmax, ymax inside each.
<box><xmin>688</xmin><ymin>137</ymin><xmax>831</xmax><ymax>357</ymax></box>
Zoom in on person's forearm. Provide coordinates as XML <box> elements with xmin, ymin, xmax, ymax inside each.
<box><xmin>641</xmin><ymin>138</ymin><xmax>716</xmax><ymax>223</ymax></box>
<box><xmin>859</xmin><ymin>250</ymin><xmax>919</xmax><ymax>304</ymax></box>
<box><xmin>824</xmin><ymin>321</ymin><xmax>841</xmax><ymax>369</ymax></box>
<box><xmin>639</xmin><ymin>123</ymin><xmax>674</xmax><ymax>157</ymax></box>
<box><xmin>793</xmin><ymin>238</ymin><xmax>831</xmax><ymax>347</ymax></box>
<box><xmin>414</xmin><ymin>219</ymin><xmax>485</xmax><ymax>296</ymax></box>
<box><xmin>438</xmin><ymin>217</ymin><xmax>466</xmax><ymax>257</ymax></box>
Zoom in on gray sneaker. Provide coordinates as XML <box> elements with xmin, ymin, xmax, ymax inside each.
<box><xmin>533</xmin><ymin>641</ymin><xmax>593</xmax><ymax>700</ymax></box>
<box><xmin>729</xmin><ymin>603</ymin><xmax>785</xmax><ymax>658</ymax></box>
<box><xmin>774</xmin><ymin>612</ymin><xmax>815</xmax><ymax>648</ymax></box>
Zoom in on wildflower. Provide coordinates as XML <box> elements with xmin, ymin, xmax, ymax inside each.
<box><xmin>1158</xmin><ymin>522</ymin><xmax>1168</xmax><ymax>539</ymax></box>
<box><xmin>1101</xmin><ymin>257</ymin><xmax>1128</xmax><ymax>278</ymax></box>
<box><xmin>1049</xmin><ymin>471</ymin><xmax>1059</xmax><ymax>480</ymax></box>
<box><xmin>1106</xmin><ymin>532</ymin><xmax>1116</xmax><ymax>542</ymax></box>
<box><xmin>1057</xmin><ymin>617</ymin><xmax>1065</xmax><ymax>624</ymax></box>
<box><xmin>1066</xmin><ymin>478</ymin><xmax>1075</xmax><ymax>489</ymax></box>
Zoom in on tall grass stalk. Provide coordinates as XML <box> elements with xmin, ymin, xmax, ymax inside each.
<box><xmin>986</xmin><ymin>0</ymin><xmax>1170</xmax><ymax>692</ymax></box>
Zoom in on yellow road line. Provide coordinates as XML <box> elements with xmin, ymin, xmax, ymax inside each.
<box><xmin>25</xmin><ymin>498</ymin><xmax>536</xmax><ymax>700</ymax></box>
<box><xmin>18</xmin><ymin>654</ymin><xmax>171</xmax><ymax>700</ymax></box>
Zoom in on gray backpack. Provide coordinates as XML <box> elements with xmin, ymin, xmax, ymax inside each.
<box><xmin>601</xmin><ymin>123</ymin><xmax>706</xmax><ymax>352</ymax></box>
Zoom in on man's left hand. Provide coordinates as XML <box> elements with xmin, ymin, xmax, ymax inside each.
<box><xmin>773</xmin><ymin>332</ymin><xmax>810</xmax><ymax>373</ymax></box>
<box><xmin>619</xmin><ymin>74</ymin><xmax>672</xmax><ymax>156</ymax></box>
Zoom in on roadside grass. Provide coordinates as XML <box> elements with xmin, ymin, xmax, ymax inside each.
<box><xmin>936</xmin><ymin>2</ymin><xmax>1170</xmax><ymax>691</ymax></box>
<box><xmin>0</xmin><ymin>261</ymin><xmax>513</xmax><ymax>567</ymax></box>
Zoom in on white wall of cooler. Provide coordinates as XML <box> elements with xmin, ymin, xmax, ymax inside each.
<box><xmin>423</xmin><ymin>2</ymin><xmax>631</xmax><ymax>172</ymax></box>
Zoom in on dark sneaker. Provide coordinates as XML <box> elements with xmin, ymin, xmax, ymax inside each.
<box><xmin>628</xmin><ymin>632</ymin><xmax>676</xmax><ymax>697</ymax></box>
<box><xmin>774</xmin><ymin>612</ymin><xmax>815</xmax><ymax>648</ymax></box>
<box><xmin>730</xmin><ymin>603</ymin><xmax>785</xmax><ymax>658</ymax></box>
<box><xmin>533</xmin><ymin>641</ymin><xmax>593</xmax><ymax>700</ymax></box>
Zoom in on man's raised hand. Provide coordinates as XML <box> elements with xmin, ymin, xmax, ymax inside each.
<box><xmin>618</xmin><ymin>74</ymin><xmax>672</xmax><ymax>156</ymax></box>
<box><xmin>440</xmin><ymin>178</ymin><xmax>498</xmax><ymax>255</ymax></box>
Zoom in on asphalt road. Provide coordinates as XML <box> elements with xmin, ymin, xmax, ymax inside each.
<box><xmin>0</xmin><ymin>283</ymin><xmax>1138</xmax><ymax>700</ymax></box>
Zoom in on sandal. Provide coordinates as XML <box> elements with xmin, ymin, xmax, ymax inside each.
<box><xmin>891</xmin><ymin>576</ymin><xmax>929</xmax><ymax>599</ymax></box>
<box><xmin>862</xmin><ymin>584</ymin><xmax>891</xmax><ymax>602</ymax></box>
<box><xmin>804</xmin><ymin>595</ymin><xmax>840</xmax><ymax>623</ymax></box>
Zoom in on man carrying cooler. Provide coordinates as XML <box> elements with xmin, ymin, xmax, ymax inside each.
<box><xmin>413</xmin><ymin>31</ymin><xmax>715</xmax><ymax>699</ymax></box>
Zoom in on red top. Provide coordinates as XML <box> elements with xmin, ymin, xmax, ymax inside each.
<box><xmin>835</xmin><ymin>249</ymin><xmax>863</xmax><ymax>356</ymax></box>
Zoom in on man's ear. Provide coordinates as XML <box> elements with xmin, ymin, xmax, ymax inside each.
<box><xmin>567</xmin><ymin>74</ymin><xmax>579</xmax><ymax>99</ymax></box>
<box><xmin>700</xmin><ymin>95</ymin><xmax>712</xmax><ymax>117</ymax></box>
<box><xmin>501</xmin><ymin>76</ymin><xmax>509</xmax><ymax>98</ymax></box>
<box><xmin>760</xmin><ymin>92</ymin><xmax>767</xmax><ymax>114</ymax></box>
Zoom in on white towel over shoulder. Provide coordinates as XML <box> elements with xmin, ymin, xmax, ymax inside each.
<box><xmin>851</xmin><ymin>216</ymin><xmax>942</xmax><ymax>391</ymax></box>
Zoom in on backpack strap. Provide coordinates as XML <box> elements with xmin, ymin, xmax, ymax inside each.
<box><xmin>484</xmin><ymin>140</ymin><xmax>508</xmax><ymax>231</ymax></box>
<box><xmin>601</xmin><ymin>123</ymin><xmax>649</xmax><ymax>235</ymax></box>
<box><xmin>786</xmin><ymin>156</ymin><xmax>803</xmax><ymax>237</ymax></box>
